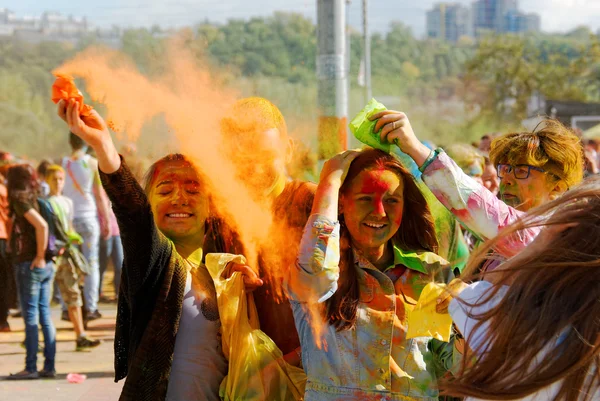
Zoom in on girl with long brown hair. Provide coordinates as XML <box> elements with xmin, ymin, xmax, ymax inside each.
<box><xmin>6</xmin><ymin>164</ymin><xmax>56</xmax><ymax>379</ymax></box>
<box><xmin>288</xmin><ymin>148</ymin><xmax>450</xmax><ymax>400</ymax></box>
<box><xmin>439</xmin><ymin>176</ymin><xmax>600</xmax><ymax>401</ymax></box>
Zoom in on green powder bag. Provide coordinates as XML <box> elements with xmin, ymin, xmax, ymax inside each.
<box><xmin>349</xmin><ymin>98</ymin><xmax>389</xmax><ymax>152</ymax></box>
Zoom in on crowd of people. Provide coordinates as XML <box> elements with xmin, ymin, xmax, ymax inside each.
<box><xmin>0</xmin><ymin>95</ymin><xmax>598</xmax><ymax>401</ymax></box>
<box><xmin>0</xmin><ymin>134</ymin><xmax>135</xmax><ymax>378</ymax></box>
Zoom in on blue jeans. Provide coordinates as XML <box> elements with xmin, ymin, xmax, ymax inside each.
<box><xmin>99</xmin><ymin>235</ymin><xmax>123</xmax><ymax>295</ymax></box>
<box><xmin>74</xmin><ymin>217</ymin><xmax>100</xmax><ymax>313</ymax></box>
<box><xmin>16</xmin><ymin>261</ymin><xmax>56</xmax><ymax>372</ymax></box>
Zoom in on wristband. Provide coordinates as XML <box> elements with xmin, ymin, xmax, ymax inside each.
<box><xmin>418</xmin><ymin>148</ymin><xmax>442</xmax><ymax>173</ymax></box>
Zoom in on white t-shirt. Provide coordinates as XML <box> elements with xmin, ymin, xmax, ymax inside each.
<box><xmin>166</xmin><ymin>265</ymin><xmax>228</xmax><ymax>401</ymax></box>
<box><xmin>449</xmin><ymin>281</ymin><xmax>599</xmax><ymax>401</ymax></box>
<box><xmin>62</xmin><ymin>155</ymin><xmax>98</xmax><ymax>220</ymax></box>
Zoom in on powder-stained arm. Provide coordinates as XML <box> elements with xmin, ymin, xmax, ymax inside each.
<box><xmin>100</xmin><ymin>157</ymin><xmax>173</xmax><ymax>301</ymax></box>
<box><xmin>289</xmin><ymin>214</ymin><xmax>341</xmax><ymax>303</ymax></box>
<box><xmin>287</xmin><ymin>151</ymin><xmax>358</xmax><ymax>302</ymax></box>
<box><xmin>421</xmin><ymin>151</ymin><xmax>540</xmax><ymax>258</ymax></box>
<box><xmin>58</xmin><ymin>99</ymin><xmax>173</xmax><ymax>301</ymax></box>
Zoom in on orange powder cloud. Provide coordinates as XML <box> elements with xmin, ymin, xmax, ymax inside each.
<box><xmin>54</xmin><ymin>41</ymin><xmax>329</xmax><ymax>348</ymax></box>
<box><xmin>54</xmin><ymin>42</ymin><xmax>268</xmax><ymax>267</ymax></box>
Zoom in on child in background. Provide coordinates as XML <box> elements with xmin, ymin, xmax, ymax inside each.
<box><xmin>45</xmin><ymin>165</ymin><xmax>101</xmax><ymax>351</ymax></box>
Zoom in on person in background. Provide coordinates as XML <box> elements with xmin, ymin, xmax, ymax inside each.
<box><xmin>98</xmin><ymin>191</ymin><xmax>123</xmax><ymax>303</ymax></box>
<box><xmin>477</xmin><ymin>134</ymin><xmax>494</xmax><ymax>155</ymax></box>
<box><xmin>6</xmin><ymin>164</ymin><xmax>56</xmax><ymax>380</ymax></box>
<box><xmin>437</xmin><ymin>177</ymin><xmax>600</xmax><ymax>401</ymax></box>
<box><xmin>0</xmin><ymin>172</ymin><xmax>14</xmax><ymax>332</ymax></box>
<box><xmin>209</xmin><ymin>97</ymin><xmax>316</xmax><ymax>363</ymax></box>
<box><xmin>445</xmin><ymin>144</ymin><xmax>485</xmax><ymax>186</ymax></box>
<box><xmin>481</xmin><ymin>157</ymin><xmax>499</xmax><ymax>196</ymax></box>
<box><xmin>583</xmin><ymin>139</ymin><xmax>599</xmax><ymax>177</ymax></box>
<box><xmin>45</xmin><ymin>164</ymin><xmax>102</xmax><ymax>351</ymax></box>
<box><xmin>36</xmin><ymin>160</ymin><xmax>51</xmax><ymax>199</ymax></box>
<box><xmin>61</xmin><ymin>132</ymin><xmax>110</xmax><ymax>322</ymax></box>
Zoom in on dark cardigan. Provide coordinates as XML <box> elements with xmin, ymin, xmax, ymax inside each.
<box><xmin>101</xmin><ymin>159</ymin><xmax>187</xmax><ymax>401</ymax></box>
<box><xmin>103</xmin><ymin>159</ymin><xmax>315</xmax><ymax>400</ymax></box>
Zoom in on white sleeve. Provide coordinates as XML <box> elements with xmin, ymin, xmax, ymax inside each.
<box><xmin>448</xmin><ymin>281</ymin><xmax>509</xmax><ymax>354</ymax></box>
<box><xmin>66</xmin><ymin>197</ymin><xmax>74</xmax><ymax>225</ymax></box>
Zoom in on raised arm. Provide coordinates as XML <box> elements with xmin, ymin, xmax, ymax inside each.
<box><xmin>57</xmin><ymin>99</ymin><xmax>172</xmax><ymax>298</ymax></box>
<box><xmin>288</xmin><ymin>151</ymin><xmax>359</xmax><ymax>303</ymax></box>
<box><xmin>420</xmin><ymin>151</ymin><xmax>539</xmax><ymax>256</ymax></box>
<box><xmin>370</xmin><ymin>111</ymin><xmax>539</xmax><ymax>258</ymax></box>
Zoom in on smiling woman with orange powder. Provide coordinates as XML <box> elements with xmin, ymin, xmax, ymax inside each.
<box><xmin>56</xmin><ymin>99</ymin><xmax>260</xmax><ymax>401</ymax></box>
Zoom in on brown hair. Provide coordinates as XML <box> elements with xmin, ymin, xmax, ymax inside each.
<box><xmin>441</xmin><ymin>175</ymin><xmax>600</xmax><ymax>400</ymax></box>
<box><xmin>489</xmin><ymin>119</ymin><xmax>584</xmax><ymax>189</ymax></box>
<box><xmin>327</xmin><ymin>149</ymin><xmax>439</xmax><ymax>331</ymax></box>
<box><xmin>7</xmin><ymin>164</ymin><xmax>39</xmax><ymax>206</ymax></box>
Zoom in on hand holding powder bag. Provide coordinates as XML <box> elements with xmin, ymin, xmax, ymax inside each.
<box><xmin>51</xmin><ymin>74</ymin><xmax>94</xmax><ymax>117</ymax></box>
<box><xmin>349</xmin><ymin>98</ymin><xmax>389</xmax><ymax>152</ymax></box>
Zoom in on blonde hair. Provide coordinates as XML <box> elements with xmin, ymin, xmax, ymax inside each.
<box><xmin>445</xmin><ymin>144</ymin><xmax>485</xmax><ymax>174</ymax></box>
<box><xmin>220</xmin><ymin>97</ymin><xmax>287</xmax><ymax>139</ymax></box>
<box><xmin>489</xmin><ymin>119</ymin><xmax>584</xmax><ymax>189</ymax></box>
<box><xmin>45</xmin><ymin>164</ymin><xmax>65</xmax><ymax>180</ymax></box>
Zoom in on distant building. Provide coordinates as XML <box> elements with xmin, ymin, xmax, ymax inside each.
<box><xmin>471</xmin><ymin>0</ymin><xmax>539</xmax><ymax>37</ymax></box>
<box><xmin>0</xmin><ymin>8</ymin><xmax>121</xmax><ymax>46</ymax></box>
<box><xmin>426</xmin><ymin>3</ymin><xmax>472</xmax><ymax>42</ymax></box>
<box><xmin>40</xmin><ymin>11</ymin><xmax>88</xmax><ymax>35</ymax></box>
<box><xmin>524</xmin><ymin>96</ymin><xmax>600</xmax><ymax>131</ymax></box>
<box><xmin>504</xmin><ymin>10</ymin><xmax>540</xmax><ymax>33</ymax></box>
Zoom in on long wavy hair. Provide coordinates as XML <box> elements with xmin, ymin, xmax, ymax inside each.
<box><xmin>441</xmin><ymin>175</ymin><xmax>600</xmax><ymax>400</ymax></box>
<box><xmin>327</xmin><ymin>149</ymin><xmax>438</xmax><ymax>331</ymax></box>
<box><xmin>6</xmin><ymin>164</ymin><xmax>39</xmax><ymax>207</ymax></box>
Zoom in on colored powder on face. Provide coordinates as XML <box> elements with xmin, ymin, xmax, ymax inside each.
<box><xmin>358</xmin><ymin>169</ymin><xmax>396</xmax><ymax>195</ymax></box>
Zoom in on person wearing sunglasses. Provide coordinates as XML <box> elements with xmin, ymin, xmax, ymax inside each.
<box><xmin>368</xmin><ymin>113</ymin><xmax>584</xmax><ymax>266</ymax></box>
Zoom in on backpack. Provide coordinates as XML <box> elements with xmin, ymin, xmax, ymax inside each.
<box><xmin>37</xmin><ymin>198</ymin><xmax>68</xmax><ymax>260</ymax></box>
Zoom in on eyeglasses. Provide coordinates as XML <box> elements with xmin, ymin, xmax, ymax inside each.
<box><xmin>496</xmin><ymin>164</ymin><xmax>547</xmax><ymax>180</ymax></box>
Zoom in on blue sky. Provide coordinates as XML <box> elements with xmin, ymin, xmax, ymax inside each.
<box><xmin>3</xmin><ymin>0</ymin><xmax>600</xmax><ymax>37</ymax></box>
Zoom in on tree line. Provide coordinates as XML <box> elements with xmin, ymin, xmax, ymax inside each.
<box><xmin>2</xmin><ymin>12</ymin><xmax>600</xmax><ymax>159</ymax></box>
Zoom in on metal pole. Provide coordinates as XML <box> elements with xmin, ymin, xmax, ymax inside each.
<box><xmin>345</xmin><ymin>0</ymin><xmax>352</xmax><ymax>148</ymax></box>
<box><xmin>362</xmin><ymin>0</ymin><xmax>372</xmax><ymax>102</ymax></box>
<box><xmin>317</xmin><ymin>0</ymin><xmax>348</xmax><ymax>160</ymax></box>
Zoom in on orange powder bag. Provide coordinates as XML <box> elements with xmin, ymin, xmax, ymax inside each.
<box><xmin>51</xmin><ymin>74</ymin><xmax>94</xmax><ymax>116</ymax></box>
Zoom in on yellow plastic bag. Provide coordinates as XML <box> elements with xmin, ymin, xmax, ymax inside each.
<box><xmin>406</xmin><ymin>282</ymin><xmax>453</xmax><ymax>342</ymax></box>
<box><xmin>206</xmin><ymin>254</ymin><xmax>306</xmax><ymax>401</ymax></box>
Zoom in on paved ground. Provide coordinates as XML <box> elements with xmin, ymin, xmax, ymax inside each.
<box><xmin>0</xmin><ymin>273</ymin><xmax>124</xmax><ymax>400</ymax></box>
